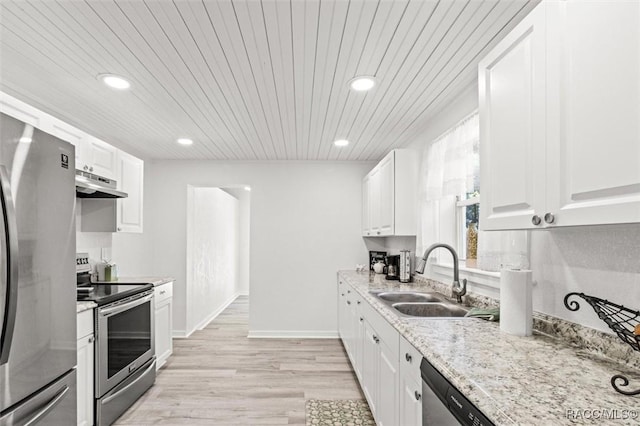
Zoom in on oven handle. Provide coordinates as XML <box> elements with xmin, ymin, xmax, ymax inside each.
<box><xmin>102</xmin><ymin>359</ymin><xmax>156</xmax><ymax>405</ymax></box>
<box><xmin>99</xmin><ymin>293</ymin><xmax>153</xmax><ymax>317</ymax></box>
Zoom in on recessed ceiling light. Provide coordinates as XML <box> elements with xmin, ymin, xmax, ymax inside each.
<box><xmin>349</xmin><ymin>76</ymin><xmax>376</xmax><ymax>91</ymax></box>
<box><xmin>334</xmin><ymin>139</ymin><xmax>349</xmax><ymax>147</ymax></box>
<box><xmin>177</xmin><ymin>138</ymin><xmax>193</xmax><ymax>146</ymax></box>
<box><xmin>244</xmin><ymin>186</ymin><xmax>251</xmax><ymax>192</ymax></box>
<box><xmin>98</xmin><ymin>74</ymin><xmax>131</xmax><ymax>90</ymax></box>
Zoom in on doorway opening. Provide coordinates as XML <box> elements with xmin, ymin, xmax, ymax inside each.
<box><xmin>185</xmin><ymin>186</ymin><xmax>250</xmax><ymax>335</ymax></box>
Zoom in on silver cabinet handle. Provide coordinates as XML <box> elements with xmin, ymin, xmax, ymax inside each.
<box><xmin>347</xmin><ymin>290</ymin><xmax>350</xmax><ymax>294</ymax></box>
<box><xmin>89</xmin><ymin>166</ymin><xmax>94</xmax><ymax>172</ymax></box>
<box><xmin>377</xmin><ymin>231</ymin><xmax>381</xmax><ymax>235</ymax></box>
<box><xmin>544</xmin><ymin>212</ymin><xmax>555</xmax><ymax>224</ymax></box>
<box><xmin>0</xmin><ymin>165</ymin><xmax>19</xmax><ymax>365</ymax></box>
<box><xmin>88</xmin><ymin>336</ymin><xmax>95</xmax><ymax>344</ymax></box>
<box><xmin>346</xmin><ymin>301</ymin><xmax>351</xmax><ymax>305</ymax></box>
<box><xmin>531</xmin><ymin>215</ymin><xmax>542</xmax><ymax>226</ymax></box>
<box><xmin>160</xmin><ymin>290</ymin><xmax>166</xmax><ymax>295</ymax></box>
<box><xmin>117</xmin><ymin>227</ymin><xmax>122</xmax><ymax>231</ymax></box>
<box><xmin>359</xmin><ymin>317</ymin><xmax>363</xmax><ymax>322</ymax></box>
<box><xmin>372</xmin><ymin>335</ymin><xmax>379</xmax><ymax>343</ymax></box>
<box><xmin>341</xmin><ymin>293</ymin><xmax>345</xmax><ymax>297</ymax></box>
<box><xmin>357</xmin><ymin>301</ymin><xmax>361</xmax><ymax>305</ymax></box>
<box><xmin>405</xmin><ymin>353</ymin><xmax>412</xmax><ymax>363</ymax></box>
<box><xmin>414</xmin><ymin>391</ymin><xmax>421</xmax><ymax>401</ymax></box>
<box><xmin>83</xmin><ymin>165</ymin><xmax>89</xmax><ymax>171</ymax></box>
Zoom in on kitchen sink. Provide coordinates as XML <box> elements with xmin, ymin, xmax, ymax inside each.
<box><xmin>376</xmin><ymin>291</ymin><xmax>445</xmax><ymax>303</ymax></box>
<box><xmin>370</xmin><ymin>290</ymin><xmax>473</xmax><ymax>319</ymax></box>
<box><xmin>392</xmin><ymin>302</ymin><xmax>470</xmax><ymax>318</ymax></box>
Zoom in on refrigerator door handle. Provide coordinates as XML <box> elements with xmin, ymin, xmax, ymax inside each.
<box><xmin>23</xmin><ymin>385</ymin><xmax>69</xmax><ymax>426</ymax></box>
<box><xmin>0</xmin><ymin>164</ymin><xmax>19</xmax><ymax>365</ymax></box>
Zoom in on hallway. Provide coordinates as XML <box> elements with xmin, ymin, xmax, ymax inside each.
<box><xmin>116</xmin><ymin>296</ymin><xmax>364</xmax><ymax>425</ymax></box>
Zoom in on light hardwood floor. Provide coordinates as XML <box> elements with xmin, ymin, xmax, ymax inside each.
<box><xmin>115</xmin><ymin>296</ymin><xmax>365</xmax><ymax>425</ymax></box>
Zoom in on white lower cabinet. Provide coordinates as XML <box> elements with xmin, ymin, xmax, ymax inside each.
<box><xmin>154</xmin><ymin>282</ymin><xmax>174</xmax><ymax>370</ymax></box>
<box><xmin>399</xmin><ymin>337</ymin><xmax>423</xmax><ymax>426</ymax></box>
<box><xmin>77</xmin><ymin>309</ymin><xmax>94</xmax><ymax>426</ymax></box>
<box><xmin>377</xmin><ymin>340</ymin><xmax>399</xmax><ymax>426</ymax></box>
<box><xmin>338</xmin><ymin>279</ymin><xmax>416</xmax><ymax>425</ymax></box>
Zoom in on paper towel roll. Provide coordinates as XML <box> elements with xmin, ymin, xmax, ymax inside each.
<box><xmin>499</xmin><ymin>269</ymin><xmax>533</xmax><ymax>336</ymax></box>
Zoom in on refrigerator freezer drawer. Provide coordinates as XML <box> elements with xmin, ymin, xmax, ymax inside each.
<box><xmin>0</xmin><ymin>369</ymin><xmax>76</xmax><ymax>426</ymax></box>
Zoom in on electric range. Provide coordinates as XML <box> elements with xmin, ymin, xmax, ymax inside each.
<box><xmin>76</xmin><ymin>253</ymin><xmax>152</xmax><ymax>305</ymax></box>
<box><xmin>75</xmin><ymin>253</ymin><xmax>156</xmax><ymax>425</ymax></box>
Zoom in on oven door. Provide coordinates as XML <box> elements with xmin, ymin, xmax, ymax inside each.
<box><xmin>96</xmin><ymin>291</ymin><xmax>155</xmax><ymax>397</ymax></box>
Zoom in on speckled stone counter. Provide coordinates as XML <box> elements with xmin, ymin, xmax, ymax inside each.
<box><xmin>94</xmin><ymin>276</ymin><xmax>174</xmax><ymax>287</ymax></box>
<box><xmin>77</xmin><ymin>301</ymin><xmax>96</xmax><ymax>313</ymax></box>
<box><xmin>338</xmin><ymin>270</ymin><xmax>640</xmax><ymax>425</ymax></box>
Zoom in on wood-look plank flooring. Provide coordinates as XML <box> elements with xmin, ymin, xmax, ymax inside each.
<box><xmin>115</xmin><ymin>296</ymin><xmax>365</xmax><ymax>425</ymax></box>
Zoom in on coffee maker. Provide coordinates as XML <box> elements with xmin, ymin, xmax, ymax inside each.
<box><xmin>385</xmin><ymin>255</ymin><xmax>400</xmax><ymax>280</ymax></box>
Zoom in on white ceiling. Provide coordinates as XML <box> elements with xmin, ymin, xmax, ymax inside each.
<box><xmin>0</xmin><ymin>0</ymin><xmax>538</xmax><ymax>161</ymax></box>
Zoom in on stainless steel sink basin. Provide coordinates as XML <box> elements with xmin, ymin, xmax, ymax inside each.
<box><xmin>376</xmin><ymin>291</ymin><xmax>444</xmax><ymax>303</ymax></box>
<box><xmin>392</xmin><ymin>302</ymin><xmax>469</xmax><ymax>318</ymax></box>
<box><xmin>370</xmin><ymin>290</ymin><xmax>473</xmax><ymax>319</ymax></box>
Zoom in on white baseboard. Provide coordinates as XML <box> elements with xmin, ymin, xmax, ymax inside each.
<box><xmin>172</xmin><ymin>293</ymin><xmax>242</xmax><ymax>339</ymax></box>
<box><xmin>172</xmin><ymin>330</ymin><xmax>190</xmax><ymax>339</ymax></box>
<box><xmin>247</xmin><ymin>330</ymin><xmax>339</xmax><ymax>339</ymax></box>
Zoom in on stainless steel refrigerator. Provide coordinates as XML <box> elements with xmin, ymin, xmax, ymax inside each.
<box><xmin>0</xmin><ymin>113</ymin><xmax>77</xmax><ymax>425</ymax></box>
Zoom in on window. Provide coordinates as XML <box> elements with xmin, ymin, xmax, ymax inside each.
<box><xmin>418</xmin><ymin>112</ymin><xmax>480</xmax><ymax>267</ymax></box>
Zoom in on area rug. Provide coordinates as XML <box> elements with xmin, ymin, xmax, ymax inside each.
<box><xmin>305</xmin><ymin>399</ymin><xmax>375</xmax><ymax>425</ymax></box>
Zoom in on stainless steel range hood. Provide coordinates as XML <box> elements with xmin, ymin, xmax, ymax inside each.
<box><xmin>75</xmin><ymin>170</ymin><xmax>128</xmax><ymax>199</ymax></box>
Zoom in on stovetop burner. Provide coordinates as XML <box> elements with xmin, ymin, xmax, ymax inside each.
<box><xmin>77</xmin><ymin>283</ymin><xmax>153</xmax><ymax>306</ymax></box>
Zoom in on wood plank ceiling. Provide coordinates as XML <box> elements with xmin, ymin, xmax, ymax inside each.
<box><xmin>0</xmin><ymin>0</ymin><xmax>538</xmax><ymax>161</ymax></box>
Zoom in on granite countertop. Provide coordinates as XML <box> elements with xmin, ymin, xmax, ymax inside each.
<box><xmin>93</xmin><ymin>276</ymin><xmax>174</xmax><ymax>287</ymax></box>
<box><xmin>338</xmin><ymin>270</ymin><xmax>640</xmax><ymax>425</ymax></box>
<box><xmin>77</xmin><ymin>301</ymin><xmax>97</xmax><ymax>313</ymax></box>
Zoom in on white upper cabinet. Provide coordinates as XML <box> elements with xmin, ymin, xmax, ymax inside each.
<box><xmin>80</xmin><ymin>135</ymin><xmax>118</xmax><ymax>180</ymax></box>
<box><xmin>545</xmin><ymin>0</ymin><xmax>640</xmax><ymax>227</ymax></box>
<box><xmin>362</xmin><ymin>149</ymin><xmax>418</xmax><ymax>236</ymax></box>
<box><xmin>479</xmin><ymin>3</ymin><xmax>547</xmax><ymax>230</ymax></box>
<box><xmin>116</xmin><ymin>150</ymin><xmax>144</xmax><ymax>233</ymax></box>
<box><xmin>480</xmin><ymin>1</ymin><xmax>640</xmax><ymax>230</ymax></box>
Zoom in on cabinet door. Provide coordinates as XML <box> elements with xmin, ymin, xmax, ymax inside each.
<box><xmin>85</xmin><ymin>136</ymin><xmax>117</xmax><ymax>179</ymax></box>
<box><xmin>155</xmin><ymin>298</ymin><xmax>172</xmax><ymax>369</ymax></box>
<box><xmin>155</xmin><ymin>282</ymin><xmax>173</xmax><ymax>370</ymax></box>
<box><xmin>116</xmin><ymin>150</ymin><xmax>144</xmax><ymax>233</ymax></box>
<box><xmin>77</xmin><ymin>334</ymin><xmax>94</xmax><ymax>426</ymax></box>
<box><xmin>349</xmin><ymin>297</ymin><xmax>363</xmax><ymax>380</ymax></box>
<box><xmin>361</xmin><ymin>321</ymin><xmax>378</xmax><ymax>419</ymax></box>
<box><xmin>377</xmin><ymin>152</ymin><xmax>395</xmax><ymax>236</ymax></box>
<box><xmin>362</xmin><ymin>175</ymin><xmax>372</xmax><ymax>236</ymax></box>
<box><xmin>368</xmin><ymin>167</ymin><xmax>382</xmax><ymax>235</ymax></box>
<box><xmin>338</xmin><ymin>283</ymin><xmax>348</xmax><ymax>341</ymax></box>
<box><xmin>399</xmin><ymin>373</ymin><xmax>422</xmax><ymax>426</ymax></box>
<box><xmin>479</xmin><ymin>3</ymin><xmax>547</xmax><ymax>230</ymax></box>
<box><xmin>377</xmin><ymin>341</ymin><xmax>399</xmax><ymax>426</ymax></box>
<box><xmin>545</xmin><ymin>0</ymin><xmax>640</xmax><ymax>227</ymax></box>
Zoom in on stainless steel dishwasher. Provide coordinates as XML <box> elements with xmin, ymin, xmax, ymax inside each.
<box><xmin>421</xmin><ymin>358</ymin><xmax>495</xmax><ymax>426</ymax></box>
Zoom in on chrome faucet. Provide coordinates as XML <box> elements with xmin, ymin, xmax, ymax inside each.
<box><xmin>415</xmin><ymin>243</ymin><xmax>467</xmax><ymax>304</ymax></box>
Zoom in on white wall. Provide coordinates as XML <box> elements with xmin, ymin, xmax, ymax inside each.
<box><xmin>145</xmin><ymin>160</ymin><xmax>372</xmax><ymax>337</ymax></box>
<box><xmin>185</xmin><ymin>187</ymin><xmax>239</xmax><ymax>334</ymax></box>
<box><xmin>403</xmin><ymin>80</ymin><xmax>640</xmax><ymax>334</ymax></box>
<box><xmin>221</xmin><ymin>187</ymin><xmax>251</xmax><ymax>295</ymax></box>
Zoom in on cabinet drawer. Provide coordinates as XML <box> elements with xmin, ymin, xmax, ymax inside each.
<box><xmin>400</xmin><ymin>336</ymin><xmax>422</xmax><ymax>377</ymax></box>
<box><xmin>77</xmin><ymin>309</ymin><xmax>94</xmax><ymax>340</ymax></box>
<box><xmin>362</xmin><ymin>299</ymin><xmax>399</xmax><ymax>359</ymax></box>
<box><xmin>155</xmin><ymin>282</ymin><xmax>173</xmax><ymax>304</ymax></box>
